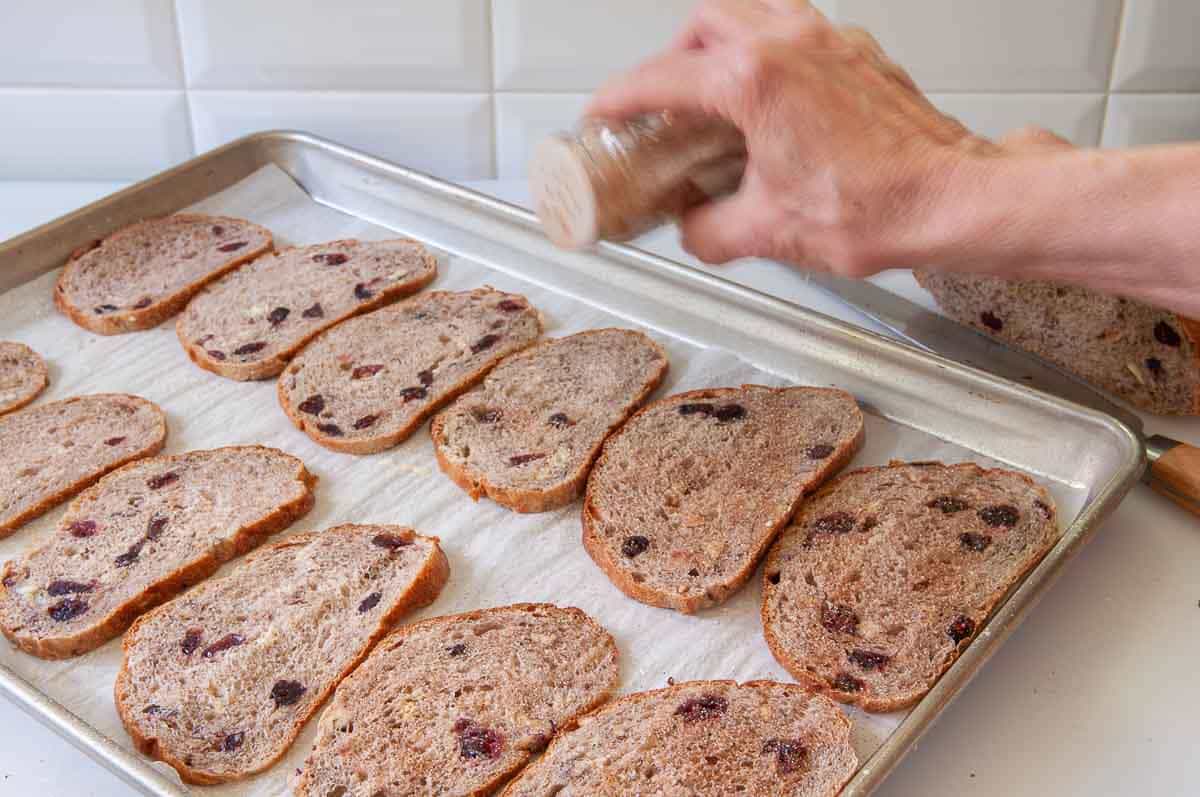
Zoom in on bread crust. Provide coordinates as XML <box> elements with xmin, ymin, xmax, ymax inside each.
<box><xmin>0</xmin><ymin>446</ymin><xmax>317</xmax><ymax>659</ymax></box>
<box><xmin>0</xmin><ymin>341</ymin><xmax>49</xmax><ymax>416</ymax></box>
<box><xmin>582</xmin><ymin>385</ymin><xmax>864</xmax><ymax>614</ymax></box>
<box><xmin>760</xmin><ymin>460</ymin><xmax>1059</xmax><ymax>713</ymax></box>
<box><xmin>176</xmin><ymin>239</ymin><xmax>438</xmax><ymax>381</ymax></box>
<box><xmin>277</xmin><ymin>290</ymin><xmax>543</xmax><ymax>455</ymax></box>
<box><xmin>0</xmin><ymin>393</ymin><xmax>167</xmax><ymax>539</ymax></box>
<box><xmin>294</xmin><ymin>603</ymin><xmax>620</xmax><ymax>797</ymax></box>
<box><xmin>114</xmin><ymin>524</ymin><xmax>450</xmax><ymax>785</ymax></box>
<box><xmin>498</xmin><ymin>679</ymin><xmax>857</xmax><ymax>797</ymax></box>
<box><xmin>430</xmin><ymin>329</ymin><xmax>669</xmax><ymax>513</ymax></box>
<box><xmin>55</xmin><ymin>214</ymin><xmax>273</xmax><ymax>335</ymax></box>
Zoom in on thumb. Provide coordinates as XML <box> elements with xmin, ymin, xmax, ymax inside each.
<box><xmin>678</xmin><ymin>184</ymin><xmax>774</xmax><ymax>265</ymax></box>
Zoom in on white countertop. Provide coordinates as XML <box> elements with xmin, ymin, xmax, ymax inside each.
<box><xmin>1</xmin><ymin>179</ymin><xmax>1196</xmax><ymax>797</ymax></box>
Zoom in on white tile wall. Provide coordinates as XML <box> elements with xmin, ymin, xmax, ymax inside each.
<box><xmin>0</xmin><ymin>1</ymin><xmax>1197</xmax><ymax>181</ymax></box>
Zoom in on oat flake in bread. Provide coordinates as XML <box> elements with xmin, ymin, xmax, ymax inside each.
<box><xmin>0</xmin><ymin>341</ymin><xmax>48</xmax><ymax>416</ymax></box>
<box><xmin>0</xmin><ymin>394</ymin><xmax>167</xmax><ymax>539</ymax></box>
<box><xmin>0</xmin><ymin>446</ymin><xmax>316</xmax><ymax>659</ymax></box>
<box><xmin>55</xmin><ymin>214</ymin><xmax>273</xmax><ymax>334</ymax></box>
<box><xmin>762</xmin><ymin>461</ymin><xmax>1059</xmax><ymax>712</ymax></box>
<box><xmin>115</xmin><ymin>524</ymin><xmax>450</xmax><ymax>785</ymax></box>
<box><xmin>178</xmin><ymin>238</ymin><xmax>437</xmax><ymax>381</ymax></box>
<box><xmin>583</xmin><ymin>385</ymin><xmax>864</xmax><ymax>613</ymax></box>
<box><xmin>295</xmin><ymin>603</ymin><xmax>620</xmax><ymax>797</ymax></box>
<box><xmin>279</xmin><ymin>287</ymin><xmax>542</xmax><ymax>454</ymax></box>
<box><xmin>432</xmin><ymin>328</ymin><xmax>668</xmax><ymax>512</ymax></box>
<box><xmin>500</xmin><ymin>680</ymin><xmax>857</xmax><ymax>797</ymax></box>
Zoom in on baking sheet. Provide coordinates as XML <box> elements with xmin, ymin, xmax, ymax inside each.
<box><xmin>0</xmin><ymin>164</ymin><xmax>1089</xmax><ymax>795</ymax></box>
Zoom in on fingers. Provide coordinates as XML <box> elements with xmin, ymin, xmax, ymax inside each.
<box><xmin>678</xmin><ymin>182</ymin><xmax>775</xmax><ymax>264</ymax></box>
<box><xmin>586</xmin><ymin>49</ymin><xmax>723</xmax><ymax>120</ymax></box>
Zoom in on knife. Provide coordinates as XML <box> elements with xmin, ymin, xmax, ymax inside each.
<box><xmin>808</xmin><ymin>273</ymin><xmax>1200</xmax><ymax>516</ymax></box>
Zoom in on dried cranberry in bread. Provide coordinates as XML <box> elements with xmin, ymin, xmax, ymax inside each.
<box><xmin>583</xmin><ymin>385</ymin><xmax>864</xmax><ymax>613</ymax></box>
<box><xmin>115</xmin><ymin>524</ymin><xmax>449</xmax><ymax>785</ymax></box>
<box><xmin>0</xmin><ymin>341</ymin><xmax>48</xmax><ymax>416</ymax></box>
<box><xmin>0</xmin><ymin>446</ymin><xmax>316</xmax><ymax>659</ymax></box>
<box><xmin>432</xmin><ymin>329</ymin><xmax>668</xmax><ymax>513</ymax></box>
<box><xmin>295</xmin><ymin>603</ymin><xmax>620</xmax><ymax>797</ymax></box>
<box><xmin>177</xmin><ymin>238</ymin><xmax>437</xmax><ymax>381</ymax></box>
<box><xmin>0</xmin><ymin>394</ymin><xmax>166</xmax><ymax>539</ymax></box>
<box><xmin>762</xmin><ymin>461</ymin><xmax>1059</xmax><ymax>712</ymax></box>
<box><xmin>500</xmin><ymin>680</ymin><xmax>857</xmax><ymax>797</ymax></box>
<box><xmin>279</xmin><ymin>287</ymin><xmax>542</xmax><ymax>454</ymax></box>
<box><xmin>55</xmin><ymin>214</ymin><xmax>273</xmax><ymax>335</ymax></box>
<box><xmin>915</xmin><ymin>271</ymin><xmax>1200</xmax><ymax>414</ymax></box>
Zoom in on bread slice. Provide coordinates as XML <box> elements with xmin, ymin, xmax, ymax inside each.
<box><xmin>279</xmin><ymin>287</ymin><xmax>543</xmax><ymax>455</ymax></box>
<box><xmin>583</xmin><ymin>385</ymin><xmax>864</xmax><ymax>613</ymax></box>
<box><xmin>0</xmin><ymin>446</ymin><xmax>316</xmax><ymax>660</ymax></box>
<box><xmin>177</xmin><ymin>238</ymin><xmax>438</xmax><ymax>381</ymax></box>
<box><xmin>295</xmin><ymin>603</ymin><xmax>620</xmax><ymax>797</ymax></box>
<box><xmin>115</xmin><ymin>524</ymin><xmax>450</xmax><ymax>785</ymax></box>
<box><xmin>914</xmin><ymin>270</ymin><xmax>1200</xmax><ymax>414</ymax></box>
<box><xmin>761</xmin><ymin>461</ymin><xmax>1059</xmax><ymax>712</ymax></box>
<box><xmin>0</xmin><ymin>394</ymin><xmax>167</xmax><ymax>539</ymax></box>
<box><xmin>431</xmin><ymin>329</ymin><xmax>668</xmax><ymax>513</ymax></box>
<box><xmin>55</xmin><ymin>214</ymin><xmax>273</xmax><ymax>335</ymax></box>
<box><xmin>0</xmin><ymin>341</ymin><xmax>48</xmax><ymax>415</ymax></box>
<box><xmin>500</xmin><ymin>680</ymin><xmax>858</xmax><ymax>797</ymax></box>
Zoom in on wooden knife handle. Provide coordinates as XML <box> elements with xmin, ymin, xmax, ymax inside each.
<box><xmin>1147</xmin><ymin>435</ymin><xmax>1200</xmax><ymax>516</ymax></box>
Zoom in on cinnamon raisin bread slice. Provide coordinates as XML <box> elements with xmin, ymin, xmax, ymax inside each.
<box><xmin>762</xmin><ymin>461</ymin><xmax>1059</xmax><ymax>713</ymax></box>
<box><xmin>0</xmin><ymin>341</ymin><xmax>48</xmax><ymax>415</ymax></box>
<box><xmin>0</xmin><ymin>446</ymin><xmax>316</xmax><ymax>659</ymax></box>
<box><xmin>500</xmin><ymin>680</ymin><xmax>857</xmax><ymax>797</ymax></box>
<box><xmin>279</xmin><ymin>287</ymin><xmax>542</xmax><ymax>454</ymax></box>
<box><xmin>55</xmin><ymin>214</ymin><xmax>273</xmax><ymax>335</ymax></box>
<box><xmin>432</xmin><ymin>329</ymin><xmax>668</xmax><ymax>513</ymax></box>
<box><xmin>583</xmin><ymin>385</ymin><xmax>863</xmax><ymax>613</ymax></box>
<box><xmin>914</xmin><ymin>271</ymin><xmax>1200</xmax><ymax>414</ymax></box>
<box><xmin>177</xmin><ymin>238</ymin><xmax>437</xmax><ymax>381</ymax></box>
<box><xmin>0</xmin><ymin>394</ymin><xmax>166</xmax><ymax>539</ymax></box>
<box><xmin>115</xmin><ymin>524</ymin><xmax>450</xmax><ymax>785</ymax></box>
<box><xmin>295</xmin><ymin>603</ymin><xmax>620</xmax><ymax>797</ymax></box>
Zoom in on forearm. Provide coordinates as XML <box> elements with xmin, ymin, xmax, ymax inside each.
<box><xmin>906</xmin><ymin>145</ymin><xmax>1200</xmax><ymax>316</ymax></box>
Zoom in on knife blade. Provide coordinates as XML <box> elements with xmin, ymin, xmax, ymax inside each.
<box><xmin>807</xmin><ymin>272</ymin><xmax>1200</xmax><ymax>515</ymax></box>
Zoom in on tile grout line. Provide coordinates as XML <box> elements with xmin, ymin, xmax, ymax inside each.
<box><xmin>168</xmin><ymin>0</ymin><xmax>198</xmax><ymax>159</ymax></box>
<box><xmin>487</xmin><ymin>0</ymin><xmax>499</xmax><ymax>179</ymax></box>
<box><xmin>1100</xmin><ymin>0</ymin><xmax>1131</xmax><ymax>145</ymax></box>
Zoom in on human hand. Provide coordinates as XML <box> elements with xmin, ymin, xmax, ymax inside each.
<box><xmin>587</xmin><ymin>0</ymin><xmax>992</xmax><ymax>275</ymax></box>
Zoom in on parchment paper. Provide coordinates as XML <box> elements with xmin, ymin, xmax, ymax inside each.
<box><xmin>0</xmin><ymin>166</ymin><xmax>1087</xmax><ymax>795</ymax></box>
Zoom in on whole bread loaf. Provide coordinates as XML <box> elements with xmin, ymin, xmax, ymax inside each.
<box><xmin>0</xmin><ymin>394</ymin><xmax>167</xmax><ymax>539</ymax></box>
<box><xmin>499</xmin><ymin>680</ymin><xmax>858</xmax><ymax>797</ymax></box>
<box><xmin>915</xmin><ymin>270</ymin><xmax>1200</xmax><ymax>414</ymax></box>
<box><xmin>0</xmin><ymin>446</ymin><xmax>316</xmax><ymax>659</ymax></box>
<box><xmin>432</xmin><ymin>329</ymin><xmax>668</xmax><ymax>513</ymax></box>
<box><xmin>279</xmin><ymin>287</ymin><xmax>542</xmax><ymax>454</ymax></box>
<box><xmin>0</xmin><ymin>341</ymin><xmax>48</xmax><ymax>415</ymax></box>
<box><xmin>762</xmin><ymin>461</ymin><xmax>1059</xmax><ymax>712</ymax></box>
<box><xmin>55</xmin><ymin>214</ymin><xmax>273</xmax><ymax>335</ymax></box>
<box><xmin>583</xmin><ymin>385</ymin><xmax>864</xmax><ymax>613</ymax></box>
<box><xmin>295</xmin><ymin>603</ymin><xmax>620</xmax><ymax>797</ymax></box>
<box><xmin>177</xmin><ymin>238</ymin><xmax>437</xmax><ymax>381</ymax></box>
<box><xmin>115</xmin><ymin>524</ymin><xmax>450</xmax><ymax>785</ymax></box>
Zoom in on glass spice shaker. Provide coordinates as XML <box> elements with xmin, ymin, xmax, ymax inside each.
<box><xmin>530</xmin><ymin>112</ymin><xmax>747</xmax><ymax>249</ymax></box>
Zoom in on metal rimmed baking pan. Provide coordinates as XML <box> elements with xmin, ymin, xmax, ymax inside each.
<box><xmin>0</xmin><ymin>131</ymin><xmax>1142</xmax><ymax>796</ymax></box>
